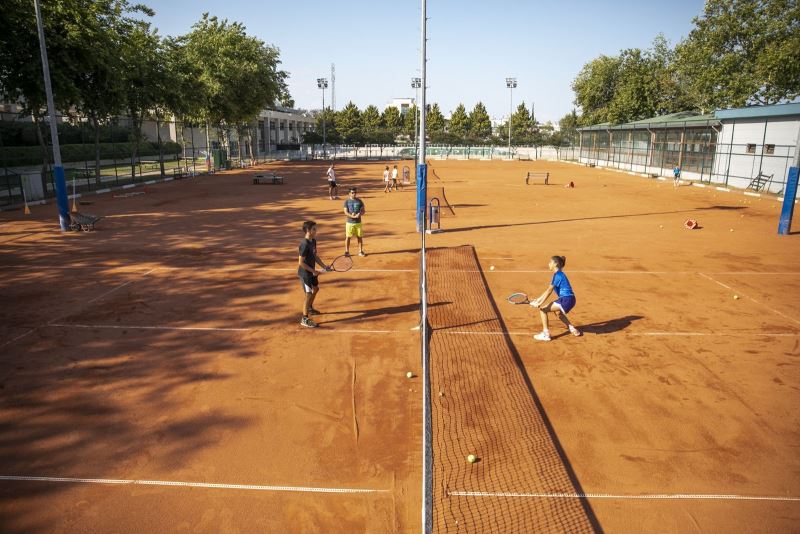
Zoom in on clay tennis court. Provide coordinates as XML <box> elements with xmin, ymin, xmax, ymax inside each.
<box><xmin>1</xmin><ymin>159</ymin><xmax>799</xmax><ymax>532</ymax></box>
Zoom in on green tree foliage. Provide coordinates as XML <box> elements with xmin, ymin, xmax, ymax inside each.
<box><xmin>381</xmin><ymin>106</ymin><xmax>402</xmax><ymax>133</ymax></box>
<box><xmin>426</xmin><ymin>103</ymin><xmax>446</xmax><ymax>133</ymax></box>
<box><xmin>361</xmin><ymin>105</ymin><xmax>382</xmax><ymax>133</ymax></box>
<box><xmin>315</xmin><ymin>108</ymin><xmax>340</xmax><ymax>144</ymax></box>
<box><xmin>676</xmin><ymin>0</ymin><xmax>800</xmax><ymax>110</ymax></box>
<box><xmin>448</xmin><ymin>104</ymin><xmax>471</xmax><ymax>139</ymax></box>
<box><xmin>468</xmin><ymin>102</ymin><xmax>492</xmax><ymax>140</ymax></box>
<box><xmin>403</xmin><ymin>105</ymin><xmax>417</xmax><ymax>137</ymax></box>
<box><xmin>510</xmin><ymin>102</ymin><xmax>532</xmax><ymax>143</ymax></box>
<box><xmin>336</xmin><ymin>102</ymin><xmax>362</xmax><ymax>144</ymax></box>
<box><xmin>558</xmin><ymin>110</ymin><xmax>580</xmax><ymax>145</ymax></box>
<box><xmin>572</xmin><ymin>55</ymin><xmax>622</xmax><ymax>125</ymax></box>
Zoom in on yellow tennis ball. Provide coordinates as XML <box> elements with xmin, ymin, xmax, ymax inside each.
<box><xmin>406</xmin><ymin>371</ymin><xmax>414</xmax><ymax>379</ymax></box>
<box><xmin>467</xmin><ymin>454</ymin><xmax>477</xmax><ymax>463</ymax></box>
<box><xmin>489</xmin><ymin>265</ymin><xmax>495</xmax><ymax>271</ymax></box>
<box><xmin>733</xmin><ymin>295</ymin><xmax>739</xmax><ymax>300</ymax></box>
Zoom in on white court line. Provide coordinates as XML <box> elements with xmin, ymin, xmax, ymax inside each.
<box><xmin>0</xmin><ymin>475</ymin><xmax>387</xmax><ymax>494</ymax></box>
<box><xmin>437</xmin><ymin>330</ymin><xmax>799</xmax><ymax>337</ymax></box>
<box><xmin>449</xmin><ymin>490</ymin><xmax>800</xmax><ymax>502</ymax></box>
<box><xmin>86</xmin><ymin>267</ymin><xmax>158</xmax><ymax>305</ymax></box>
<box><xmin>48</xmin><ymin>323</ymin><xmax>252</xmax><ymax>332</ymax></box>
<box><xmin>698</xmin><ymin>272</ymin><xmax>800</xmax><ymax>326</ymax></box>
<box><xmin>0</xmin><ymin>328</ymin><xmax>36</xmax><ymax>349</ymax></box>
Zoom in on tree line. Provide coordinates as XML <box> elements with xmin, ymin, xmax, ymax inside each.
<box><xmin>306</xmin><ymin>101</ymin><xmax>577</xmax><ymax>147</ymax></box>
<box><xmin>0</xmin><ymin>1</ymin><xmax>289</xmax><ymax>179</ymax></box>
<box><xmin>572</xmin><ymin>0</ymin><xmax>800</xmax><ymax>126</ymax></box>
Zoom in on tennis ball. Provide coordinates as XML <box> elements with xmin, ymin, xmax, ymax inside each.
<box><xmin>489</xmin><ymin>265</ymin><xmax>495</xmax><ymax>271</ymax></box>
<box><xmin>730</xmin><ymin>228</ymin><xmax>734</xmax><ymax>232</ymax></box>
<box><xmin>406</xmin><ymin>371</ymin><xmax>414</xmax><ymax>379</ymax></box>
<box><xmin>659</xmin><ymin>225</ymin><xmax>663</xmax><ymax>229</ymax></box>
<box><xmin>733</xmin><ymin>295</ymin><xmax>740</xmax><ymax>300</ymax></box>
<box><xmin>467</xmin><ymin>454</ymin><xmax>477</xmax><ymax>463</ymax></box>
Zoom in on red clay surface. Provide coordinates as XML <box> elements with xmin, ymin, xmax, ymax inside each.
<box><xmin>1</xmin><ymin>158</ymin><xmax>799</xmax><ymax>532</ymax></box>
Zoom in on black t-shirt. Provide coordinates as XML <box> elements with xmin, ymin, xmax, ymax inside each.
<box><xmin>298</xmin><ymin>238</ymin><xmax>317</xmax><ymax>276</ymax></box>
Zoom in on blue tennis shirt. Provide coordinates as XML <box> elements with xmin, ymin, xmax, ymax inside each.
<box><xmin>551</xmin><ymin>271</ymin><xmax>575</xmax><ymax>297</ymax></box>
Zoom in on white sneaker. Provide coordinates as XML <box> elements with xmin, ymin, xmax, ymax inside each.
<box><xmin>569</xmin><ymin>325</ymin><xmax>582</xmax><ymax>337</ymax></box>
<box><xmin>534</xmin><ymin>332</ymin><xmax>551</xmax><ymax>342</ymax></box>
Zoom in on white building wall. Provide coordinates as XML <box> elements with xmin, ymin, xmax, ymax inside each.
<box><xmin>711</xmin><ymin>116</ymin><xmax>800</xmax><ymax>193</ymax></box>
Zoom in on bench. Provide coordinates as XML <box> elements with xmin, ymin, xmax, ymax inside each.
<box><xmin>173</xmin><ymin>168</ymin><xmax>186</xmax><ymax>179</ymax></box>
<box><xmin>525</xmin><ymin>171</ymin><xmax>550</xmax><ymax>185</ymax></box>
<box><xmin>584</xmin><ymin>162</ymin><xmax>596</xmax><ymax>167</ymax></box>
<box><xmin>69</xmin><ymin>212</ymin><xmax>102</xmax><ymax>232</ymax></box>
<box><xmin>747</xmin><ymin>172</ymin><xmax>773</xmax><ymax>192</ymax></box>
<box><xmin>253</xmin><ymin>173</ymin><xmax>284</xmax><ymax>185</ymax></box>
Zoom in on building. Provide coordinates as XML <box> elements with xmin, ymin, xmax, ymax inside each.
<box><xmin>389</xmin><ymin>98</ymin><xmax>416</xmax><ymax>116</ymax></box>
<box><xmin>577</xmin><ymin>103</ymin><xmax>800</xmax><ymax>195</ymax></box>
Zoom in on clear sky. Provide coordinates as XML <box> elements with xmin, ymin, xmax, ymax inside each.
<box><xmin>142</xmin><ymin>0</ymin><xmax>706</xmax><ymax>125</ymax></box>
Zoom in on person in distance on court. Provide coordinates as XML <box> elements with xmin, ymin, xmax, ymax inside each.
<box><xmin>298</xmin><ymin>221</ymin><xmax>329</xmax><ymax>328</ymax></box>
<box><xmin>327</xmin><ymin>161</ymin><xmax>338</xmax><ymax>199</ymax></box>
<box><xmin>383</xmin><ymin>165</ymin><xmax>391</xmax><ymax>193</ymax></box>
<box><xmin>529</xmin><ymin>256</ymin><xmax>582</xmax><ymax>341</ymax></box>
<box><xmin>673</xmin><ymin>164</ymin><xmax>681</xmax><ymax>187</ymax></box>
<box><xmin>391</xmin><ymin>164</ymin><xmax>399</xmax><ymax>191</ymax></box>
<box><xmin>343</xmin><ymin>187</ymin><xmax>367</xmax><ymax>257</ymax></box>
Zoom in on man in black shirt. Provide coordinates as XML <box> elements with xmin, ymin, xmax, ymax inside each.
<box><xmin>298</xmin><ymin>220</ymin><xmax>328</xmax><ymax>328</ymax></box>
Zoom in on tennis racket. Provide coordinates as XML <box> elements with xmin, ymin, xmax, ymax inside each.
<box><xmin>508</xmin><ymin>292</ymin><xmax>542</xmax><ymax>306</ymax></box>
<box><xmin>507</xmin><ymin>292</ymin><xmax>530</xmax><ymax>304</ymax></box>
<box><xmin>325</xmin><ymin>255</ymin><xmax>353</xmax><ymax>273</ymax></box>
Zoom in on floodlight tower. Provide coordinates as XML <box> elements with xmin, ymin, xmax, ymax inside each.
<box><xmin>317</xmin><ymin>78</ymin><xmax>328</xmax><ymax>158</ymax></box>
<box><xmin>506</xmin><ymin>77</ymin><xmax>517</xmax><ymax>159</ymax></box>
<box><xmin>412</xmin><ymin>77</ymin><xmax>422</xmax><ymax>164</ymax></box>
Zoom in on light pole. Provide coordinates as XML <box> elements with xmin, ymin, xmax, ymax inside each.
<box><xmin>317</xmin><ymin>78</ymin><xmax>328</xmax><ymax>159</ymax></box>
<box><xmin>506</xmin><ymin>77</ymin><xmax>517</xmax><ymax>159</ymax></box>
<box><xmin>412</xmin><ymin>77</ymin><xmax>421</xmax><ymax>165</ymax></box>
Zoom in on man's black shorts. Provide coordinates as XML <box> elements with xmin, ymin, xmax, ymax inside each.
<box><xmin>328</xmin><ymin>180</ymin><xmax>337</xmax><ymax>187</ymax></box>
<box><xmin>299</xmin><ymin>274</ymin><xmax>319</xmax><ymax>293</ymax></box>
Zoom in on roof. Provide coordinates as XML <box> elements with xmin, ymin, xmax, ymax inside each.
<box><xmin>715</xmin><ymin>102</ymin><xmax>800</xmax><ymax>120</ymax></box>
<box><xmin>578</xmin><ymin>112</ymin><xmax>717</xmax><ymax>131</ymax></box>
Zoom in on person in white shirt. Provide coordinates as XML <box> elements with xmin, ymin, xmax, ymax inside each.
<box><xmin>391</xmin><ymin>164</ymin><xmax>399</xmax><ymax>191</ymax></box>
<box><xmin>383</xmin><ymin>165</ymin><xmax>391</xmax><ymax>193</ymax></box>
<box><xmin>326</xmin><ymin>162</ymin><xmax>338</xmax><ymax>200</ymax></box>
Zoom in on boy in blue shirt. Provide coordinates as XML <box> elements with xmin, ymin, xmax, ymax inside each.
<box><xmin>530</xmin><ymin>255</ymin><xmax>582</xmax><ymax>341</ymax></box>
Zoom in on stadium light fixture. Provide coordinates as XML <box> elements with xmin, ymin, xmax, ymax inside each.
<box><xmin>506</xmin><ymin>78</ymin><xmax>517</xmax><ymax>159</ymax></box>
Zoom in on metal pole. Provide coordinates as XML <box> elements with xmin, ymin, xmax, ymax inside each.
<box><xmin>508</xmin><ymin>87</ymin><xmax>512</xmax><ymax>158</ymax></box>
<box><xmin>34</xmin><ymin>0</ymin><xmax>69</xmax><ymax>230</ymax></box>
<box><xmin>322</xmin><ymin>90</ymin><xmax>326</xmax><ymax>159</ymax></box>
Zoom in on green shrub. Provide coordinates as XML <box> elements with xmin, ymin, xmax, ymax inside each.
<box><xmin>0</xmin><ymin>141</ymin><xmax>181</xmax><ymax>167</ymax></box>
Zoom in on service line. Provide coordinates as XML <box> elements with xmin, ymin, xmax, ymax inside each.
<box><xmin>0</xmin><ymin>475</ymin><xmax>387</xmax><ymax>495</ymax></box>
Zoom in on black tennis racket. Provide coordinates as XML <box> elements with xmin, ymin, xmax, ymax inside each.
<box><xmin>326</xmin><ymin>255</ymin><xmax>353</xmax><ymax>273</ymax></box>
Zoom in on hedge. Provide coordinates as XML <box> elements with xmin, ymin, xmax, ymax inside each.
<box><xmin>0</xmin><ymin>141</ymin><xmax>182</xmax><ymax>167</ymax></box>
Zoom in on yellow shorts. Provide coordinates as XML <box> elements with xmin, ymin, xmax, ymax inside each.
<box><xmin>345</xmin><ymin>222</ymin><xmax>363</xmax><ymax>238</ymax></box>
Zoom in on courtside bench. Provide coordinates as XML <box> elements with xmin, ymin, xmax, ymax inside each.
<box><xmin>253</xmin><ymin>172</ymin><xmax>284</xmax><ymax>185</ymax></box>
<box><xmin>525</xmin><ymin>171</ymin><xmax>550</xmax><ymax>185</ymax></box>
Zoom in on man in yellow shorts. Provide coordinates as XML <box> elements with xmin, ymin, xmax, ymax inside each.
<box><xmin>343</xmin><ymin>187</ymin><xmax>366</xmax><ymax>257</ymax></box>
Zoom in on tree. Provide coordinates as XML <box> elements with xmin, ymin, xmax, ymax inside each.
<box><xmin>316</xmin><ymin>107</ymin><xmax>340</xmax><ymax>144</ymax></box>
<box><xmin>426</xmin><ymin>103</ymin><xmax>445</xmax><ymax>133</ymax></box>
<box><xmin>336</xmin><ymin>102</ymin><xmax>362</xmax><ymax>144</ymax></box>
<box><xmin>558</xmin><ymin>109</ymin><xmax>580</xmax><ymax>145</ymax></box>
<box><xmin>468</xmin><ymin>102</ymin><xmax>492</xmax><ymax>140</ymax></box>
<box><xmin>381</xmin><ymin>106</ymin><xmax>402</xmax><ymax>134</ymax></box>
<box><xmin>361</xmin><ymin>105</ymin><xmax>382</xmax><ymax>134</ymax></box>
<box><xmin>572</xmin><ymin>55</ymin><xmax>623</xmax><ymax>125</ymax></box>
<box><xmin>403</xmin><ymin>105</ymin><xmax>417</xmax><ymax>137</ymax></box>
<box><xmin>448</xmin><ymin>104</ymin><xmax>470</xmax><ymax>139</ymax></box>
<box><xmin>120</xmin><ymin>21</ymin><xmax>165</xmax><ymax>178</ymax></box>
<box><xmin>676</xmin><ymin>0</ymin><xmax>800</xmax><ymax>111</ymax></box>
<box><xmin>510</xmin><ymin>102</ymin><xmax>532</xmax><ymax>144</ymax></box>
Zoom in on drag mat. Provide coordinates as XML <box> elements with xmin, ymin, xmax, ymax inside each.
<box><xmin>427</xmin><ymin>245</ymin><xmax>600</xmax><ymax>533</ymax></box>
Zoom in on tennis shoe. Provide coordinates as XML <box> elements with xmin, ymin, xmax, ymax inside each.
<box><xmin>343</xmin><ymin>251</ymin><xmax>351</xmax><ymax>257</ymax></box>
<box><xmin>300</xmin><ymin>317</ymin><xmax>319</xmax><ymax>328</ymax></box>
<box><xmin>569</xmin><ymin>325</ymin><xmax>582</xmax><ymax>337</ymax></box>
<box><xmin>533</xmin><ymin>332</ymin><xmax>551</xmax><ymax>342</ymax></box>
<box><xmin>359</xmin><ymin>251</ymin><xmax>367</xmax><ymax>257</ymax></box>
